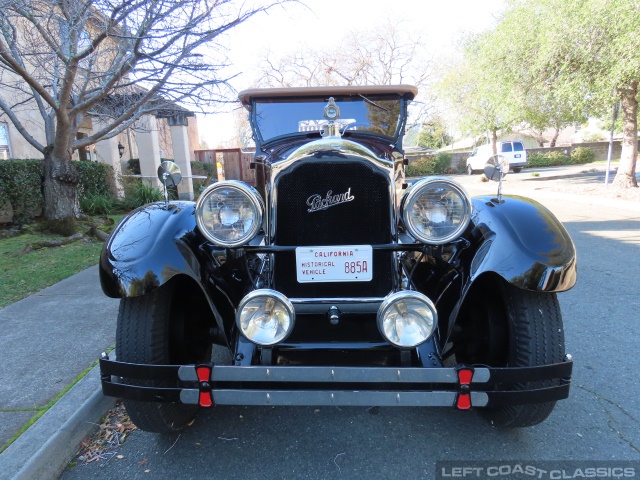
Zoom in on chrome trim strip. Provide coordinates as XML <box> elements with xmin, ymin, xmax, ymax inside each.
<box><xmin>211</xmin><ymin>365</ymin><xmax>458</xmax><ymax>383</ymax></box>
<box><xmin>290</xmin><ymin>297</ymin><xmax>385</xmax><ymax>304</ymax></box>
<box><xmin>212</xmin><ymin>390</ymin><xmax>457</xmax><ymax>407</ymax></box>
<box><xmin>470</xmin><ymin>392</ymin><xmax>489</xmax><ymax>407</ymax></box>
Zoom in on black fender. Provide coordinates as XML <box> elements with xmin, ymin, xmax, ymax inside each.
<box><xmin>99</xmin><ymin>201</ymin><xmax>202</xmax><ymax>298</ymax></box>
<box><xmin>441</xmin><ymin>194</ymin><xmax>576</xmax><ymax>344</ymax></box>
<box><xmin>467</xmin><ymin>195</ymin><xmax>577</xmax><ymax>292</ymax></box>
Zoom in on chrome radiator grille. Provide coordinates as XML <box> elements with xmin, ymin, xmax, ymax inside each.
<box><xmin>273</xmin><ymin>158</ymin><xmax>393</xmax><ymax>298</ymax></box>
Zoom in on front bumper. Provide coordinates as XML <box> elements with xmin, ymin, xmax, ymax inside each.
<box><xmin>100</xmin><ymin>356</ymin><xmax>572</xmax><ymax>410</ymax></box>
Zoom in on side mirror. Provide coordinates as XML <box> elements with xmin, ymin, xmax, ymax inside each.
<box><xmin>157</xmin><ymin>161</ymin><xmax>181</xmax><ymax>206</ymax></box>
<box><xmin>483</xmin><ymin>154</ymin><xmax>509</xmax><ymax>181</ymax></box>
<box><xmin>157</xmin><ymin>160</ymin><xmax>182</xmax><ymax>187</ymax></box>
<box><xmin>483</xmin><ymin>154</ymin><xmax>509</xmax><ymax>203</ymax></box>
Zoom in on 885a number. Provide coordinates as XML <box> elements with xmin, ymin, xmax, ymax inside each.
<box><xmin>345</xmin><ymin>261</ymin><xmax>368</xmax><ymax>274</ymax></box>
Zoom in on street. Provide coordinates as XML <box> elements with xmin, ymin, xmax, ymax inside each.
<box><xmin>61</xmin><ymin>175</ymin><xmax>640</xmax><ymax>480</ymax></box>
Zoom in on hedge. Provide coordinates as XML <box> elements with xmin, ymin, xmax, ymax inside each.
<box><xmin>0</xmin><ymin>159</ymin><xmax>114</xmax><ymax>222</ymax></box>
<box><xmin>0</xmin><ymin>159</ymin><xmax>44</xmax><ymax>221</ymax></box>
<box><xmin>526</xmin><ymin>147</ymin><xmax>595</xmax><ymax>168</ymax></box>
<box><xmin>405</xmin><ymin>152</ymin><xmax>456</xmax><ymax>177</ymax></box>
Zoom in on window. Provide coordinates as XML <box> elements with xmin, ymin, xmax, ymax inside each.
<box><xmin>513</xmin><ymin>142</ymin><xmax>524</xmax><ymax>151</ymax></box>
<box><xmin>0</xmin><ymin>124</ymin><xmax>11</xmax><ymax>159</ymax></box>
<box><xmin>501</xmin><ymin>142</ymin><xmax>513</xmax><ymax>152</ymax></box>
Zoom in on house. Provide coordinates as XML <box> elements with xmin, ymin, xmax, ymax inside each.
<box><xmin>0</xmin><ymin>4</ymin><xmax>201</xmax><ymax>200</ymax></box>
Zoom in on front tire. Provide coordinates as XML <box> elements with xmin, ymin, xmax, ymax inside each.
<box><xmin>116</xmin><ymin>282</ymin><xmax>213</xmax><ymax>433</ymax></box>
<box><xmin>454</xmin><ymin>278</ymin><xmax>565</xmax><ymax>427</ymax></box>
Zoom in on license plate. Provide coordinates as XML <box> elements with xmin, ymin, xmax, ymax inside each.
<box><xmin>296</xmin><ymin>245</ymin><xmax>373</xmax><ymax>283</ymax></box>
<box><xmin>515</xmin><ymin>154</ymin><xmax>521</xmax><ymax>158</ymax></box>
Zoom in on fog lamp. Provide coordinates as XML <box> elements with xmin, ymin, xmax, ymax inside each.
<box><xmin>236</xmin><ymin>290</ymin><xmax>295</xmax><ymax>345</ymax></box>
<box><xmin>377</xmin><ymin>291</ymin><xmax>437</xmax><ymax>347</ymax></box>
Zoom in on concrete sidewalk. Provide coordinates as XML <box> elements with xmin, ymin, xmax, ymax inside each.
<box><xmin>0</xmin><ymin>266</ymin><xmax>120</xmax><ymax>480</ymax></box>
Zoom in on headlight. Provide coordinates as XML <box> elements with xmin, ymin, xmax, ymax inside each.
<box><xmin>236</xmin><ymin>290</ymin><xmax>295</xmax><ymax>345</ymax></box>
<box><xmin>195</xmin><ymin>181</ymin><xmax>264</xmax><ymax>247</ymax></box>
<box><xmin>401</xmin><ymin>177</ymin><xmax>472</xmax><ymax>244</ymax></box>
<box><xmin>377</xmin><ymin>291</ymin><xmax>437</xmax><ymax>347</ymax></box>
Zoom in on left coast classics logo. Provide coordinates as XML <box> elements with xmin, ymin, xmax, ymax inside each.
<box><xmin>306</xmin><ymin>188</ymin><xmax>355</xmax><ymax>213</ymax></box>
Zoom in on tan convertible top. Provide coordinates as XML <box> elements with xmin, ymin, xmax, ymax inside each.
<box><xmin>238</xmin><ymin>85</ymin><xmax>418</xmax><ymax>106</ymax></box>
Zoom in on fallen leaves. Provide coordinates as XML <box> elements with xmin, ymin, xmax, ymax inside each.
<box><xmin>73</xmin><ymin>401</ymin><xmax>137</xmax><ymax>466</ymax></box>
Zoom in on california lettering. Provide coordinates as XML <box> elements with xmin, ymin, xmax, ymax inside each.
<box><xmin>306</xmin><ymin>188</ymin><xmax>354</xmax><ymax>212</ymax></box>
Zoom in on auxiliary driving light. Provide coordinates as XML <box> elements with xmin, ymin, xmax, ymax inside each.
<box><xmin>377</xmin><ymin>291</ymin><xmax>437</xmax><ymax>347</ymax></box>
<box><xmin>236</xmin><ymin>290</ymin><xmax>295</xmax><ymax>345</ymax></box>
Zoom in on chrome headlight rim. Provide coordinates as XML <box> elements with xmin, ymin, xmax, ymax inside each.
<box><xmin>377</xmin><ymin>290</ymin><xmax>437</xmax><ymax>348</ymax></box>
<box><xmin>401</xmin><ymin>176</ymin><xmax>472</xmax><ymax>245</ymax></box>
<box><xmin>195</xmin><ymin>180</ymin><xmax>264</xmax><ymax>248</ymax></box>
<box><xmin>236</xmin><ymin>289</ymin><xmax>295</xmax><ymax>346</ymax></box>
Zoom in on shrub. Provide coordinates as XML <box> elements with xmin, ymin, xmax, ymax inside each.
<box><xmin>124</xmin><ymin>181</ymin><xmax>164</xmax><ymax>209</ymax></box>
<box><xmin>570</xmin><ymin>147</ymin><xmax>595</xmax><ymax>164</ymax></box>
<box><xmin>76</xmin><ymin>161</ymin><xmax>115</xmax><ymax>199</ymax></box>
<box><xmin>191</xmin><ymin>161</ymin><xmax>217</xmax><ymax>194</ymax></box>
<box><xmin>526</xmin><ymin>150</ymin><xmax>569</xmax><ymax>168</ymax></box>
<box><xmin>80</xmin><ymin>192</ymin><xmax>116</xmax><ymax>215</ymax></box>
<box><xmin>0</xmin><ymin>159</ymin><xmax>44</xmax><ymax>222</ymax></box>
<box><xmin>405</xmin><ymin>152</ymin><xmax>452</xmax><ymax>177</ymax></box>
<box><xmin>127</xmin><ymin>158</ymin><xmax>141</xmax><ymax>174</ymax></box>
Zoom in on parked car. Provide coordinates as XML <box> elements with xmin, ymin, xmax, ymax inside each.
<box><xmin>99</xmin><ymin>85</ymin><xmax>576</xmax><ymax>432</ymax></box>
<box><xmin>467</xmin><ymin>141</ymin><xmax>528</xmax><ymax>174</ymax></box>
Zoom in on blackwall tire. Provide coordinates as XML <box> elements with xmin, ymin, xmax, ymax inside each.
<box><xmin>483</xmin><ymin>283</ymin><xmax>565</xmax><ymax>428</ymax></box>
<box><xmin>512</xmin><ymin>167</ymin><xmax>523</xmax><ymax>173</ymax></box>
<box><xmin>116</xmin><ymin>284</ymin><xmax>211</xmax><ymax>433</ymax></box>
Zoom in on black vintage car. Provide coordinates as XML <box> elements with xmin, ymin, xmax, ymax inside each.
<box><xmin>99</xmin><ymin>85</ymin><xmax>576</xmax><ymax>432</ymax></box>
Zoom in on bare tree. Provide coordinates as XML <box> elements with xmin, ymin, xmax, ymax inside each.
<box><xmin>254</xmin><ymin>20</ymin><xmax>435</xmax><ymax>124</ymax></box>
<box><xmin>0</xmin><ymin>0</ymin><xmax>290</xmax><ymax>223</ymax></box>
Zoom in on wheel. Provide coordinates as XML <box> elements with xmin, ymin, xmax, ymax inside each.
<box><xmin>512</xmin><ymin>167</ymin><xmax>523</xmax><ymax>173</ymax></box>
<box><xmin>453</xmin><ymin>277</ymin><xmax>565</xmax><ymax>427</ymax></box>
<box><xmin>116</xmin><ymin>281</ymin><xmax>213</xmax><ymax>433</ymax></box>
<box><xmin>467</xmin><ymin>164</ymin><xmax>474</xmax><ymax>175</ymax></box>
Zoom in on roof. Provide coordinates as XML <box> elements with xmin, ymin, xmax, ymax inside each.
<box><xmin>238</xmin><ymin>85</ymin><xmax>418</xmax><ymax>106</ymax></box>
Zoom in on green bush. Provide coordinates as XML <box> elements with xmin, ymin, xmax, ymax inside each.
<box><xmin>127</xmin><ymin>158</ymin><xmax>141</xmax><ymax>174</ymax></box>
<box><xmin>405</xmin><ymin>152</ymin><xmax>452</xmax><ymax>177</ymax></box>
<box><xmin>76</xmin><ymin>161</ymin><xmax>115</xmax><ymax>199</ymax></box>
<box><xmin>0</xmin><ymin>159</ymin><xmax>117</xmax><ymax>223</ymax></box>
<box><xmin>191</xmin><ymin>161</ymin><xmax>217</xmax><ymax>194</ymax></box>
<box><xmin>570</xmin><ymin>147</ymin><xmax>595</xmax><ymax>164</ymax></box>
<box><xmin>80</xmin><ymin>191</ymin><xmax>116</xmax><ymax>215</ymax></box>
<box><xmin>0</xmin><ymin>159</ymin><xmax>44</xmax><ymax>222</ymax></box>
<box><xmin>526</xmin><ymin>150</ymin><xmax>570</xmax><ymax>168</ymax></box>
<box><xmin>124</xmin><ymin>181</ymin><xmax>164</xmax><ymax>209</ymax></box>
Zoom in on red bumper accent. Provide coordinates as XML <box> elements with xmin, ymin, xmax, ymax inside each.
<box><xmin>196</xmin><ymin>365</ymin><xmax>213</xmax><ymax>407</ymax></box>
<box><xmin>456</xmin><ymin>368</ymin><xmax>473</xmax><ymax>410</ymax></box>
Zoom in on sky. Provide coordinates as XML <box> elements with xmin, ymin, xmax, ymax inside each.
<box><xmin>198</xmin><ymin>0</ymin><xmax>505</xmax><ymax>147</ymax></box>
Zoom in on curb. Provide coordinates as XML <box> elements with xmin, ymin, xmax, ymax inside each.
<box><xmin>0</xmin><ymin>363</ymin><xmax>116</xmax><ymax>480</ymax></box>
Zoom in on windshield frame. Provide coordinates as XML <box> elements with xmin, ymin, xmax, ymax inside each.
<box><xmin>244</xmin><ymin>90</ymin><xmax>413</xmax><ymax>150</ymax></box>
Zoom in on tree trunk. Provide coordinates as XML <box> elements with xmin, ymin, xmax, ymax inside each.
<box><xmin>612</xmin><ymin>82</ymin><xmax>638</xmax><ymax>189</ymax></box>
<box><xmin>43</xmin><ymin>148</ymin><xmax>80</xmax><ymax>220</ymax></box>
<box><xmin>550</xmin><ymin>128</ymin><xmax>560</xmax><ymax>148</ymax></box>
<box><xmin>491</xmin><ymin>128</ymin><xmax>498</xmax><ymax>154</ymax></box>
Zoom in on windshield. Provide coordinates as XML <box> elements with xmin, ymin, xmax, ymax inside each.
<box><xmin>254</xmin><ymin>96</ymin><xmax>402</xmax><ymax>143</ymax></box>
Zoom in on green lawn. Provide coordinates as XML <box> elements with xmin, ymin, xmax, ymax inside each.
<box><xmin>0</xmin><ymin>215</ymin><xmax>124</xmax><ymax>308</ymax></box>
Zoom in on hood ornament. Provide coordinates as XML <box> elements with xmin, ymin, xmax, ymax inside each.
<box><xmin>321</xmin><ymin>97</ymin><xmax>342</xmax><ymax>138</ymax></box>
